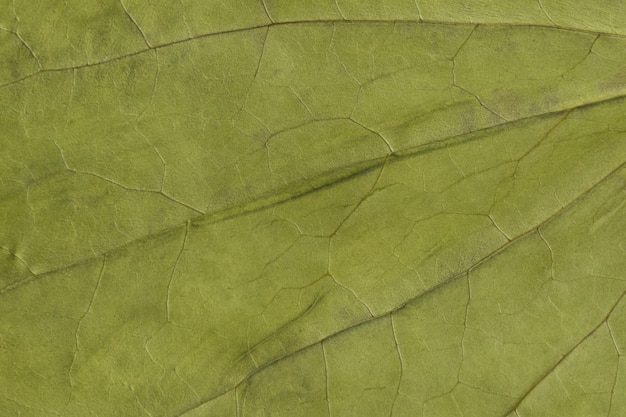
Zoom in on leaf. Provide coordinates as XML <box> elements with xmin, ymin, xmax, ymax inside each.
<box><xmin>0</xmin><ymin>1</ymin><xmax>625</xmax><ymax>416</ymax></box>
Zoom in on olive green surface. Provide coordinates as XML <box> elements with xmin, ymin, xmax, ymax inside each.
<box><xmin>0</xmin><ymin>1</ymin><xmax>625</xmax><ymax>416</ymax></box>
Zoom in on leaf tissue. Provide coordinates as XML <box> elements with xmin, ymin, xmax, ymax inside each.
<box><xmin>0</xmin><ymin>1</ymin><xmax>625</xmax><ymax>416</ymax></box>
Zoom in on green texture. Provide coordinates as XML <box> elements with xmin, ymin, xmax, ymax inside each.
<box><xmin>1</xmin><ymin>1</ymin><xmax>625</xmax><ymax>416</ymax></box>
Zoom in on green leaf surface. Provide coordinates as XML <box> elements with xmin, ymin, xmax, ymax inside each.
<box><xmin>1</xmin><ymin>1</ymin><xmax>625</xmax><ymax>416</ymax></box>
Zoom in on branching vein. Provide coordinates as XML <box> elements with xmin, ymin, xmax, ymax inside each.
<box><xmin>120</xmin><ymin>0</ymin><xmax>152</xmax><ymax>48</ymax></box>
<box><xmin>166</xmin><ymin>221</ymin><xmax>190</xmax><ymax>323</ymax></box>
